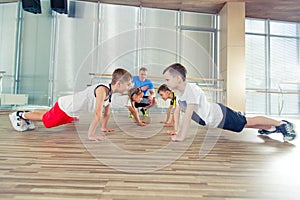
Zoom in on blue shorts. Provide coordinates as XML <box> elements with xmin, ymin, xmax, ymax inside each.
<box><xmin>217</xmin><ymin>103</ymin><xmax>247</xmax><ymax>132</ymax></box>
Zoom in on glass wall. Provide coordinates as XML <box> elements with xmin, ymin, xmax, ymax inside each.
<box><xmin>180</xmin><ymin>12</ymin><xmax>217</xmax><ymax>79</ymax></box>
<box><xmin>99</xmin><ymin>4</ymin><xmax>138</xmax><ymax>74</ymax></box>
<box><xmin>246</xmin><ymin>18</ymin><xmax>300</xmax><ymax>115</ymax></box>
<box><xmin>0</xmin><ymin>2</ymin><xmax>18</xmax><ymax>94</ymax></box>
<box><xmin>0</xmin><ymin>0</ymin><xmax>218</xmax><ymax>108</ymax></box>
<box><xmin>141</xmin><ymin>8</ymin><xmax>178</xmax><ymax>77</ymax></box>
<box><xmin>20</xmin><ymin>0</ymin><xmax>52</xmax><ymax>105</ymax></box>
<box><xmin>52</xmin><ymin>1</ymin><xmax>99</xmax><ymax>103</ymax></box>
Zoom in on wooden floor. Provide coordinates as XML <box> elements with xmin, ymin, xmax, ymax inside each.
<box><xmin>0</xmin><ymin>111</ymin><xmax>299</xmax><ymax>200</ymax></box>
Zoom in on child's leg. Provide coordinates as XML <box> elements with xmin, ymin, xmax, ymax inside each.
<box><xmin>24</xmin><ymin>110</ymin><xmax>48</xmax><ymax>121</ymax></box>
<box><xmin>245</xmin><ymin>116</ymin><xmax>281</xmax><ymax>129</ymax></box>
<box><xmin>245</xmin><ymin>116</ymin><xmax>296</xmax><ymax>141</ymax></box>
<box><xmin>9</xmin><ymin>110</ymin><xmax>46</xmax><ymax>131</ymax></box>
<box><xmin>135</xmin><ymin>97</ymin><xmax>151</xmax><ymax>116</ymax></box>
<box><xmin>134</xmin><ymin>97</ymin><xmax>149</xmax><ymax>109</ymax></box>
<box><xmin>144</xmin><ymin>97</ymin><xmax>157</xmax><ymax>110</ymax></box>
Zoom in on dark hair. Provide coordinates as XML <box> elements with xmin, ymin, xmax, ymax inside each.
<box><xmin>163</xmin><ymin>63</ymin><xmax>187</xmax><ymax>81</ymax></box>
<box><xmin>157</xmin><ymin>84</ymin><xmax>171</xmax><ymax>93</ymax></box>
<box><xmin>111</xmin><ymin>68</ymin><xmax>132</xmax><ymax>85</ymax></box>
<box><xmin>128</xmin><ymin>87</ymin><xmax>142</xmax><ymax>101</ymax></box>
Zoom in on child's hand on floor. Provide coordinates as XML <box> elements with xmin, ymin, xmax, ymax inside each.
<box><xmin>167</xmin><ymin>130</ymin><xmax>177</xmax><ymax>135</ymax></box>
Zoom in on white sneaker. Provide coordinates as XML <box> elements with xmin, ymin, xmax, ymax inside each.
<box><xmin>9</xmin><ymin>112</ymin><xmax>28</xmax><ymax>132</ymax></box>
<box><xmin>25</xmin><ymin>119</ymin><xmax>36</xmax><ymax>130</ymax></box>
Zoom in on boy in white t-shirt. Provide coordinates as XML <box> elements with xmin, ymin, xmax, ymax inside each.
<box><xmin>9</xmin><ymin>68</ymin><xmax>132</xmax><ymax>141</ymax></box>
<box><xmin>162</xmin><ymin>63</ymin><xmax>296</xmax><ymax>142</ymax></box>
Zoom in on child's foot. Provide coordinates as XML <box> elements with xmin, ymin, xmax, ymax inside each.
<box><xmin>18</xmin><ymin>111</ymin><xmax>35</xmax><ymax>130</ymax></box>
<box><xmin>258</xmin><ymin>128</ymin><xmax>278</xmax><ymax>135</ymax></box>
<box><xmin>140</xmin><ymin>108</ymin><xmax>148</xmax><ymax>117</ymax></box>
<box><xmin>171</xmin><ymin>134</ymin><xmax>185</xmax><ymax>142</ymax></box>
<box><xmin>277</xmin><ymin>121</ymin><xmax>296</xmax><ymax>141</ymax></box>
<box><xmin>281</xmin><ymin>120</ymin><xmax>294</xmax><ymax>129</ymax></box>
<box><xmin>24</xmin><ymin>119</ymin><xmax>36</xmax><ymax>130</ymax></box>
<box><xmin>163</xmin><ymin>123</ymin><xmax>174</xmax><ymax>127</ymax></box>
<box><xmin>9</xmin><ymin>111</ymin><xmax>28</xmax><ymax>132</ymax></box>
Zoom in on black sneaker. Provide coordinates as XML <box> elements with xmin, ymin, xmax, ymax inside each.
<box><xmin>258</xmin><ymin>128</ymin><xmax>278</xmax><ymax>135</ymax></box>
<box><xmin>258</xmin><ymin>120</ymin><xmax>294</xmax><ymax>136</ymax></box>
<box><xmin>281</xmin><ymin>120</ymin><xmax>294</xmax><ymax>129</ymax></box>
<box><xmin>140</xmin><ymin>108</ymin><xmax>148</xmax><ymax>117</ymax></box>
<box><xmin>277</xmin><ymin>122</ymin><xmax>296</xmax><ymax>142</ymax></box>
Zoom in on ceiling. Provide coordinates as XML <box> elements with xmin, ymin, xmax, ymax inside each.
<box><xmin>88</xmin><ymin>0</ymin><xmax>300</xmax><ymax>23</ymax></box>
<box><xmin>1</xmin><ymin>0</ymin><xmax>300</xmax><ymax>22</ymax></box>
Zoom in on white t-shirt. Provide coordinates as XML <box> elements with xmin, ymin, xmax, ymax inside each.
<box><xmin>58</xmin><ymin>83</ymin><xmax>111</xmax><ymax>117</ymax></box>
<box><xmin>176</xmin><ymin>83</ymin><xmax>223</xmax><ymax>128</ymax></box>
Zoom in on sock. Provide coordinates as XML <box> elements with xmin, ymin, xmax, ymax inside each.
<box><xmin>266</xmin><ymin>126</ymin><xmax>276</xmax><ymax>132</ymax></box>
<box><xmin>18</xmin><ymin>111</ymin><xmax>27</xmax><ymax>119</ymax></box>
<box><xmin>22</xmin><ymin>112</ymin><xmax>28</xmax><ymax>119</ymax></box>
<box><xmin>16</xmin><ymin>111</ymin><xmax>23</xmax><ymax>118</ymax></box>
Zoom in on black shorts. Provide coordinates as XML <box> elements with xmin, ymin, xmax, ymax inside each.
<box><xmin>217</xmin><ymin>103</ymin><xmax>247</xmax><ymax>132</ymax></box>
<box><xmin>135</xmin><ymin>96</ymin><xmax>150</xmax><ymax>108</ymax></box>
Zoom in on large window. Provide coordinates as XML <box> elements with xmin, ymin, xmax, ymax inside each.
<box><xmin>246</xmin><ymin>19</ymin><xmax>300</xmax><ymax>115</ymax></box>
<box><xmin>0</xmin><ymin>2</ymin><xmax>18</xmax><ymax>94</ymax></box>
<box><xmin>0</xmin><ymin>1</ymin><xmax>218</xmax><ymax>108</ymax></box>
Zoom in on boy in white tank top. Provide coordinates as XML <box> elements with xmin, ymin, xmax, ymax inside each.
<box><xmin>9</xmin><ymin>68</ymin><xmax>133</xmax><ymax>141</ymax></box>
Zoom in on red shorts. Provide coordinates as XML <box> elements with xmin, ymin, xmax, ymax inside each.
<box><xmin>42</xmin><ymin>102</ymin><xmax>75</xmax><ymax>128</ymax></box>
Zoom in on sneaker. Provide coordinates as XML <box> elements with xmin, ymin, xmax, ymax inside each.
<box><xmin>281</xmin><ymin>120</ymin><xmax>294</xmax><ymax>129</ymax></box>
<box><xmin>128</xmin><ymin>113</ymin><xmax>133</xmax><ymax>118</ymax></box>
<box><xmin>258</xmin><ymin>120</ymin><xmax>294</xmax><ymax>136</ymax></box>
<box><xmin>140</xmin><ymin>108</ymin><xmax>148</xmax><ymax>117</ymax></box>
<box><xmin>25</xmin><ymin>119</ymin><xmax>35</xmax><ymax>130</ymax></box>
<box><xmin>277</xmin><ymin>122</ymin><xmax>296</xmax><ymax>142</ymax></box>
<box><xmin>258</xmin><ymin>128</ymin><xmax>278</xmax><ymax>135</ymax></box>
<box><xmin>17</xmin><ymin>111</ymin><xmax>35</xmax><ymax>130</ymax></box>
<box><xmin>9</xmin><ymin>112</ymin><xmax>28</xmax><ymax>132</ymax></box>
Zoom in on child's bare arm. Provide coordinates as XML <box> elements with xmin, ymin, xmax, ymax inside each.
<box><xmin>164</xmin><ymin>105</ymin><xmax>173</xmax><ymax>123</ymax></box>
<box><xmin>167</xmin><ymin>105</ymin><xmax>180</xmax><ymax>135</ymax></box>
<box><xmin>87</xmin><ymin>87</ymin><xmax>107</xmax><ymax>141</ymax></box>
<box><xmin>127</xmin><ymin>105</ymin><xmax>147</xmax><ymax>126</ymax></box>
<box><xmin>101</xmin><ymin>104</ymin><xmax>115</xmax><ymax>132</ymax></box>
<box><xmin>173</xmin><ymin>105</ymin><xmax>180</xmax><ymax>131</ymax></box>
<box><xmin>171</xmin><ymin>104</ymin><xmax>196</xmax><ymax>142</ymax></box>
